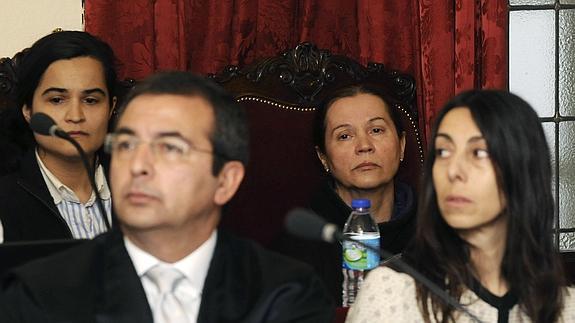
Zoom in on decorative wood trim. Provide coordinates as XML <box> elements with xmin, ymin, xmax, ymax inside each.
<box><xmin>210</xmin><ymin>42</ymin><xmax>417</xmax><ymax>117</ymax></box>
<box><xmin>0</xmin><ymin>57</ymin><xmax>17</xmax><ymax>105</ymax></box>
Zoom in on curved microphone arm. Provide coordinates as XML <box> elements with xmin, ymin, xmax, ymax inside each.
<box><xmin>29</xmin><ymin>113</ymin><xmax>111</xmax><ymax>231</ymax></box>
<box><xmin>58</xmin><ymin>132</ymin><xmax>111</xmax><ymax>231</ymax></box>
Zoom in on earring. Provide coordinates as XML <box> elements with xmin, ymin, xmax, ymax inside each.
<box><xmin>400</xmin><ymin>158</ymin><xmax>404</xmax><ymax>162</ymax></box>
<box><xmin>324</xmin><ymin>166</ymin><xmax>330</xmax><ymax>173</ymax></box>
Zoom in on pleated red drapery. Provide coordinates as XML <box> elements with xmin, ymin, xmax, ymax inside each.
<box><xmin>85</xmin><ymin>0</ymin><xmax>507</xmax><ymax>141</ymax></box>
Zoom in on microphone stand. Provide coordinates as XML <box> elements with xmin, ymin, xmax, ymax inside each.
<box><xmin>55</xmin><ymin>130</ymin><xmax>111</xmax><ymax>231</ymax></box>
<box><xmin>339</xmin><ymin>234</ymin><xmax>484</xmax><ymax>323</ymax></box>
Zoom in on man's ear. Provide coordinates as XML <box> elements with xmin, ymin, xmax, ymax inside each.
<box><xmin>214</xmin><ymin>161</ymin><xmax>245</xmax><ymax>206</ymax></box>
<box><xmin>22</xmin><ymin>105</ymin><xmax>32</xmax><ymax>123</ymax></box>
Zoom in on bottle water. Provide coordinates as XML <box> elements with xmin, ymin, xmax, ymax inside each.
<box><xmin>341</xmin><ymin>198</ymin><xmax>380</xmax><ymax>307</ymax></box>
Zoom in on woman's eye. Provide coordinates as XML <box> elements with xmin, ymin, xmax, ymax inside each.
<box><xmin>474</xmin><ymin>149</ymin><xmax>489</xmax><ymax>158</ymax></box>
<box><xmin>84</xmin><ymin>97</ymin><xmax>100</xmax><ymax>105</ymax></box>
<box><xmin>49</xmin><ymin>97</ymin><xmax>64</xmax><ymax>104</ymax></box>
<box><xmin>371</xmin><ymin>127</ymin><xmax>383</xmax><ymax>134</ymax></box>
<box><xmin>435</xmin><ymin>148</ymin><xmax>450</xmax><ymax>158</ymax></box>
<box><xmin>337</xmin><ymin>133</ymin><xmax>350</xmax><ymax>140</ymax></box>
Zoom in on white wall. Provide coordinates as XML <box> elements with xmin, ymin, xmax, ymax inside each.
<box><xmin>0</xmin><ymin>0</ymin><xmax>83</xmax><ymax>58</ymax></box>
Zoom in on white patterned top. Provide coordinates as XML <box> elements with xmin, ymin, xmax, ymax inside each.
<box><xmin>346</xmin><ymin>266</ymin><xmax>575</xmax><ymax>323</ymax></box>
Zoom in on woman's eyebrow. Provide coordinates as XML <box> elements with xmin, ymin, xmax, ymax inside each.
<box><xmin>40</xmin><ymin>87</ymin><xmax>107</xmax><ymax>97</ymax></box>
<box><xmin>83</xmin><ymin>88</ymin><xmax>107</xmax><ymax>97</ymax></box>
<box><xmin>367</xmin><ymin>117</ymin><xmax>386</xmax><ymax>123</ymax></box>
<box><xmin>331</xmin><ymin>123</ymin><xmax>352</xmax><ymax>134</ymax></box>
<box><xmin>468</xmin><ymin>136</ymin><xmax>485</xmax><ymax>144</ymax></box>
<box><xmin>41</xmin><ymin>87</ymin><xmax>67</xmax><ymax>96</ymax></box>
<box><xmin>435</xmin><ymin>133</ymin><xmax>453</xmax><ymax>143</ymax></box>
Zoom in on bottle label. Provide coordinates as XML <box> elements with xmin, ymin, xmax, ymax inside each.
<box><xmin>342</xmin><ymin>236</ymin><xmax>380</xmax><ymax>270</ymax></box>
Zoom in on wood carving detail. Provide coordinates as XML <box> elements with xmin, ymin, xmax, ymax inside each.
<box><xmin>211</xmin><ymin>42</ymin><xmax>416</xmax><ymax>115</ymax></box>
<box><xmin>0</xmin><ymin>58</ymin><xmax>16</xmax><ymax>97</ymax></box>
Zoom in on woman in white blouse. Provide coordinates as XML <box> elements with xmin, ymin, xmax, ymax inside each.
<box><xmin>347</xmin><ymin>90</ymin><xmax>574</xmax><ymax>323</ymax></box>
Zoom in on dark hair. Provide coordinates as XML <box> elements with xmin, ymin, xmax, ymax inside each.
<box><xmin>405</xmin><ymin>90</ymin><xmax>564</xmax><ymax>323</ymax></box>
<box><xmin>0</xmin><ymin>31</ymin><xmax>118</xmax><ymax>174</ymax></box>
<box><xmin>116</xmin><ymin>71</ymin><xmax>249</xmax><ymax>175</ymax></box>
<box><xmin>16</xmin><ymin>31</ymin><xmax>118</xmax><ymax>109</ymax></box>
<box><xmin>313</xmin><ymin>84</ymin><xmax>404</xmax><ymax>154</ymax></box>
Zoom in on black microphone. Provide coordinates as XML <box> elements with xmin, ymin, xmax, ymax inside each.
<box><xmin>29</xmin><ymin>113</ymin><xmax>111</xmax><ymax>231</ymax></box>
<box><xmin>285</xmin><ymin>208</ymin><xmax>484</xmax><ymax>323</ymax></box>
<box><xmin>285</xmin><ymin>208</ymin><xmax>344</xmax><ymax>243</ymax></box>
<box><xmin>29</xmin><ymin>113</ymin><xmax>68</xmax><ymax>138</ymax></box>
<box><xmin>286</xmin><ymin>208</ymin><xmax>393</xmax><ymax>254</ymax></box>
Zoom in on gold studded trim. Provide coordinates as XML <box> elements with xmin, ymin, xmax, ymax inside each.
<box><xmin>237</xmin><ymin>96</ymin><xmax>315</xmax><ymax>112</ymax></box>
<box><xmin>237</xmin><ymin>96</ymin><xmax>424</xmax><ymax>164</ymax></box>
<box><xmin>395</xmin><ymin>104</ymin><xmax>425</xmax><ymax>165</ymax></box>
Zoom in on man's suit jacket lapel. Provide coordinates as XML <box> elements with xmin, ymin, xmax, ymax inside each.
<box><xmin>197</xmin><ymin>232</ymin><xmax>333</xmax><ymax>323</ymax></box>
<box><xmin>95</xmin><ymin>229</ymin><xmax>154</xmax><ymax>323</ymax></box>
<box><xmin>197</xmin><ymin>232</ymin><xmax>252</xmax><ymax>323</ymax></box>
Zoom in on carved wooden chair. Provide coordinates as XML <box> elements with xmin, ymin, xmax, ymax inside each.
<box><xmin>0</xmin><ymin>57</ymin><xmax>17</xmax><ymax>113</ymax></box>
<box><xmin>0</xmin><ymin>55</ymin><xmax>26</xmax><ymax>176</ymax></box>
<box><xmin>210</xmin><ymin>42</ymin><xmax>425</xmax><ymax>248</ymax></box>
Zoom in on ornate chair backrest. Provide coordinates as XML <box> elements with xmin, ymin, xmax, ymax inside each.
<box><xmin>211</xmin><ymin>43</ymin><xmax>424</xmax><ymax>247</ymax></box>
<box><xmin>0</xmin><ymin>55</ymin><xmax>20</xmax><ymax>113</ymax></box>
<box><xmin>0</xmin><ymin>54</ymin><xmax>29</xmax><ymax>176</ymax></box>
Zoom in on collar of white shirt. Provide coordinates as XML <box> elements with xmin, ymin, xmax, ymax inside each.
<box><xmin>124</xmin><ymin>230</ymin><xmax>217</xmax><ymax>299</ymax></box>
<box><xmin>35</xmin><ymin>149</ymin><xmax>111</xmax><ymax>205</ymax></box>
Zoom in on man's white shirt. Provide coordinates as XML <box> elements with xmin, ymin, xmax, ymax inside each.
<box><xmin>124</xmin><ymin>230</ymin><xmax>217</xmax><ymax>323</ymax></box>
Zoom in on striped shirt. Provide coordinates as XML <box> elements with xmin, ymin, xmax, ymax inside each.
<box><xmin>36</xmin><ymin>151</ymin><xmax>112</xmax><ymax>239</ymax></box>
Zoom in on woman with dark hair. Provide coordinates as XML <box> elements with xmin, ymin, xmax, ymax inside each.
<box><xmin>0</xmin><ymin>31</ymin><xmax>118</xmax><ymax>242</ymax></box>
<box><xmin>347</xmin><ymin>90</ymin><xmax>574</xmax><ymax>322</ymax></box>
<box><xmin>282</xmin><ymin>84</ymin><xmax>417</xmax><ymax>305</ymax></box>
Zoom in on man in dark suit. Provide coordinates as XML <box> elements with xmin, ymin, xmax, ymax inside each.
<box><xmin>0</xmin><ymin>71</ymin><xmax>334</xmax><ymax>323</ymax></box>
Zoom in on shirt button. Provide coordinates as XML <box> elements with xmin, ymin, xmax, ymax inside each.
<box><xmin>84</xmin><ymin>210</ymin><xmax>92</xmax><ymax>223</ymax></box>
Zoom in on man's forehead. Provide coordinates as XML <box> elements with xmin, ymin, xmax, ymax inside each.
<box><xmin>123</xmin><ymin>93</ymin><xmax>214</xmax><ymax>113</ymax></box>
<box><xmin>118</xmin><ymin>94</ymin><xmax>215</xmax><ymax>134</ymax></box>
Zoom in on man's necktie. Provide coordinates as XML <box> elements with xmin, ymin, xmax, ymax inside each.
<box><xmin>145</xmin><ymin>265</ymin><xmax>190</xmax><ymax>323</ymax></box>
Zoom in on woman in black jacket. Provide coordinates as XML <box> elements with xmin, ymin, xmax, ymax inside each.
<box><xmin>281</xmin><ymin>84</ymin><xmax>417</xmax><ymax>305</ymax></box>
<box><xmin>0</xmin><ymin>31</ymin><xmax>118</xmax><ymax>242</ymax></box>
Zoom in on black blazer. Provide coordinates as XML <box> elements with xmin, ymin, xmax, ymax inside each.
<box><xmin>0</xmin><ymin>150</ymin><xmax>73</xmax><ymax>241</ymax></box>
<box><xmin>276</xmin><ymin>180</ymin><xmax>417</xmax><ymax>305</ymax></box>
<box><xmin>0</xmin><ymin>229</ymin><xmax>335</xmax><ymax>323</ymax></box>
<box><xmin>0</xmin><ymin>149</ymin><xmax>114</xmax><ymax>241</ymax></box>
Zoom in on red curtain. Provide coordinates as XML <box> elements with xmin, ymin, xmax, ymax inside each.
<box><xmin>85</xmin><ymin>0</ymin><xmax>507</xmax><ymax>141</ymax></box>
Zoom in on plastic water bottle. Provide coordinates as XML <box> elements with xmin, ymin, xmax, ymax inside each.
<box><xmin>341</xmin><ymin>198</ymin><xmax>380</xmax><ymax>307</ymax></box>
